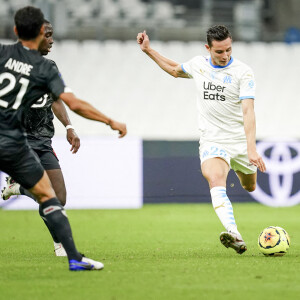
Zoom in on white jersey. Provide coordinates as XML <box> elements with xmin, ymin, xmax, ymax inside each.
<box><xmin>181</xmin><ymin>56</ymin><xmax>255</xmax><ymax>144</ymax></box>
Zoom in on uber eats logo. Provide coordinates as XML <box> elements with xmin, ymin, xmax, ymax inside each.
<box><xmin>203</xmin><ymin>82</ymin><xmax>226</xmax><ymax>101</ymax></box>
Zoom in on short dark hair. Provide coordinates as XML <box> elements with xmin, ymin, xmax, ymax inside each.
<box><xmin>206</xmin><ymin>25</ymin><xmax>232</xmax><ymax>47</ymax></box>
<box><xmin>14</xmin><ymin>6</ymin><xmax>44</xmax><ymax>40</ymax></box>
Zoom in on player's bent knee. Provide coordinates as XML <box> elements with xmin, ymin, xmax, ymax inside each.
<box><xmin>29</xmin><ymin>173</ymin><xmax>56</xmax><ymax>203</ymax></box>
<box><xmin>58</xmin><ymin>195</ymin><xmax>66</xmax><ymax>206</ymax></box>
<box><xmin>55</xmin><ymin>189</ymin><xmax>66</xmax><ymax>206</ymax></box>
<box><xmin>207</xmin><ymin>176</ymin><xmax>226</xmax><ymax>188</ymax></box>
<box><xmin>243</xmin><ymin>184</ymin><xmax>256</xmax><ymax>192</ymax></box>
<box><xmin>31</xmin><ymin>187</ymin><xmax>56</xmax><ymax>203</ymax></box>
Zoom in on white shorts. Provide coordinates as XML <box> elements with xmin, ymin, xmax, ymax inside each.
<box><xmin>199</xmin><ymin>141</ymin><xmax>257</xmax><ymax>175</ymax></box>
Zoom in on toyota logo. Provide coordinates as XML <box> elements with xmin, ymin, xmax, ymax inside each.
<box><xmin>251</xmin><ymin>141</ymin><xmax>300</xmax><ymax>207</ymax></box>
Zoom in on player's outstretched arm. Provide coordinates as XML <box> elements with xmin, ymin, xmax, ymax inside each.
<box><xmin>242</xmin><ymin>98</ymin><xmax>266</xmax><ymax>172</ymax></box>
<box><xmin>137</xmin><ymin>30</ymin><xmax>188</xmax><ymax>78</ymax></box>
<box><xmin>59</xmin><ymin>92</ymin><xmax>127</xmax><ymax>138</ymax></box>
<box><xmin>52</xmin><ymin>99</ymin><xmax>80</xmax><ymax>153</ymax></box>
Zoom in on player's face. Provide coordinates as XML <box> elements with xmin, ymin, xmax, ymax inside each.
<box><xmin>206</xmin><ymin>37</ymin><xmax>232</xmax><ymax>67</ymax></box>
<box><xmin>38</xmin><ymin>23</ymin><xmax>53</xmax><ymax>56</ymax></box>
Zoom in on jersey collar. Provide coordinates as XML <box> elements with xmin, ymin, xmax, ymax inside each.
<box><xmin>209</xmin><ymin>56</ymin><xmax>233</xmax><ymax>68</ymax></box>
<box><xmin>17</xmin><ymin>41</ymin><xmax>40</xmax><ymax>54</ymax></box>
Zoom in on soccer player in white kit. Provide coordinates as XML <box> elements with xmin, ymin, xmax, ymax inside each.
<box><xmin>137</xmin><ymin>25</ymin><xmax>266</xmax><ymax>254</ymax></box>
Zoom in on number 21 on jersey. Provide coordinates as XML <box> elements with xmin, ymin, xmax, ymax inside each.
<box><xmin>0</xmin><ymin>72</ymin><xmax>29</xmax><ymax>109</ymax></box>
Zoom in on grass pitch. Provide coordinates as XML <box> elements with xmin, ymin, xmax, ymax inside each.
<box><xmin>0</xmin><ymin>203</ymin><xmax>299</xmax><ymax>300</ymax></box>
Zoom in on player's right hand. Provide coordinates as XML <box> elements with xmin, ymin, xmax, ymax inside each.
<box><xmin>137</xmin><ymin>30</ymin><xmax>150</xmax><ymax>52</ymax></box>
<box><xmin>109</xmin><ymin>120</ymin><xmax>127</xmax><ymax>138</ymax></box>
<box><xmin>67</xmin><ymin>129</ymin><xmax>80</xmax><ymax>154</ymax></box>
<box><xmin>248</xmin><ymin>150</ymin><xmax>266</xmax><ymax>173</ymax></box>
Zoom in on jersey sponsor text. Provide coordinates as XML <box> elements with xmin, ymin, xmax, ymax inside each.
<box><xmin>203</xmin><ymin>82</ymin><xmax>226</xmax><ymax>101</ymax></box>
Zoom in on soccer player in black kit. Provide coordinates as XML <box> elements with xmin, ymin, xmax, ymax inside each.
<box><xmin>0</xmin><ymin>6</ymin><xmax>126</xmax><ymax>271</ymax></box>
<box><xmin>1</xmin><ymin>20</ymin><xmax>80</xmax><ymax>257</ymax></box>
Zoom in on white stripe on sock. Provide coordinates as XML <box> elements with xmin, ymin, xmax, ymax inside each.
<box><xmin>210</xmin><ymin>186</ymin><xmax>240</xmax><ymax>235</ymax></box>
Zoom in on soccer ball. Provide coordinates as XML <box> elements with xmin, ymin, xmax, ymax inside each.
<box><xmin>258</xmin><ymin>226</ymin><xmax>290</xmax><ymax>256</ymax></box>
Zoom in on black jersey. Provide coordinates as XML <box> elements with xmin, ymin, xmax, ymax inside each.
<box><xmin>0</xmin><ymin>42</ymin><xmax>65</xmax><ymax>147</ymax></box>
<box><xmin>24</xmin><ymin>60</ymin><xmax>59</xmax><ymax>151</ymax></box>
<box><xmin>25</xmin><ymin>93</ymin><xmax>55</xmax><ymax>139</ymax></box>
<box><xmin>24</xmin><ymin>92</ymin><xmax>55</xmax><ymax>150</ymax></box>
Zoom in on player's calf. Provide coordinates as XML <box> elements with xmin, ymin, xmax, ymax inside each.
<box><xmin>39</xmin><ymin>197</ymin><xmax>82</xmax><ymax>261</ymax></box>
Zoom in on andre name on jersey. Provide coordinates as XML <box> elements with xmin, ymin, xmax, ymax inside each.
<box><xmin>5</xmin><ymin>58</ymin><xmax>33</xmax><ymax>76</ymax></box>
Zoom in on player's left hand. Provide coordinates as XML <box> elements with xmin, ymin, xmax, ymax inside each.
<box><xmin>66</xmin><ymin>129</ymin><xmax>80</xmax><ymax>154</ymax></box>
<box><xmin>109</xmin><ymin>120</ymin><xmax>127</xmax><ymax>138</ymax></box>
<box><xmin>248</xmin><ymin>150</ymin><xmax>266</xmax><ymax>173</ymax></box>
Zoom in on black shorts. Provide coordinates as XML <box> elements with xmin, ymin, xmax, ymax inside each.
<box><xmin>0</xmin><ymin>144</ymin><xmax>44</xmax><ymax>189</ymax></box>
<box><xmin>34</xmin><ymin>149</ymin><xmax>61</xmax><ymax>170</ymax></box>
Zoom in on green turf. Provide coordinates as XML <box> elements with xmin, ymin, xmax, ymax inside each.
<box><xmin>0</xmin><ymin>203</ymin><xmax>299</xmax><ymax>300</ymax></box>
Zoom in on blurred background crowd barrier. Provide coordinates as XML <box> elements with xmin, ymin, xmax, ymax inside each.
<box><xmin>1</xmin><ymin>0</ymin><xmax>300</xmax><ymax>42</ymax></box>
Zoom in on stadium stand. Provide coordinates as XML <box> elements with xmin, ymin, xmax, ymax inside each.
<box><xmin>0</xmin><ymin>0</ymin><xmax>288</xmax><ymax>42</ymax></box>
<box><xmin>35</xmin><ymin>39</ymin><xmax>300</xmax><ymax>141</ymax></box>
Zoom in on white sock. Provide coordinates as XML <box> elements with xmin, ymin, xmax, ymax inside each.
<box><xmin>210</xmin><ymin>186</ymin><xmax>240</xmax><ymax>236</ymax></box>
<box><xmin>54</xmin><ymin>242</ymin><xmax>62</xmax><ymax>248</ymax></box>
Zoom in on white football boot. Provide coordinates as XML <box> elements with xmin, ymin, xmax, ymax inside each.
<box><xmin>54</xmin><ymin>242</ymin><xmax>67</xmax><ymax>257</ymax></box>
<box><xmin>81</xmin><ymin>257</ymin><xmax>104</xmax><ymax>270</ymax></box>
<box><xmin>220</xmin><ymin>231</ymin><xmax>247</xmax><ymax>254</ymax></box>
<box><xmin>1</xmin><ymin>177</ymin><xmax>21</xmax><ymax>200</ymax></box>
<box><xmin>69</xmin><ymin>257</ymin><xmax>104</xmax><ymax>271</ymax></box>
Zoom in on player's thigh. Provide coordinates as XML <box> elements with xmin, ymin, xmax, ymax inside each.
<box><xmin>199</xmin><ymin>142</ymin><xmax>230</xmax><ymax>188</ymax></box>
<box><xmin>201</xmin><ymin>157</ymin><xmax>230</xmax><ymax>189</ymax></box>
<box><xmin>46</xmin><ymin>169</ymin><xmax>66</xmax><ymax>206</ymax></box>
<box><xmin>0</xmin><ymin>146</ymin><xmax>44</xmax><ymax>190</ymax></box>
<box><xmin>37</xmin><ymin>149</ymin><xmax>61</xmax><ymax>171</ymax></box>
<box><xmin>28</xmin><ymin>171</ymin><xmax>56</xmax><ymax>203</ymax></box>
<box><xmin>235</xmin><ymin>171</ymin><xmax>257</xmax><ymax>192</ymax></box>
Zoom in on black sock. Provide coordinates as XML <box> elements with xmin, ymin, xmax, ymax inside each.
<box><xmin>40</xmin><ymin>198</ymin><xmax>82</xmax><ymax>261</ymax></box>
<box><xmin>20</xmin><ymin>186</ymin><xmax>37</xmax><ymax>202</ymax></box>
<box><xmin>39</xmin><ymin>205</ymin><xmax>60</xmax><ymax>243</ymax></box>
